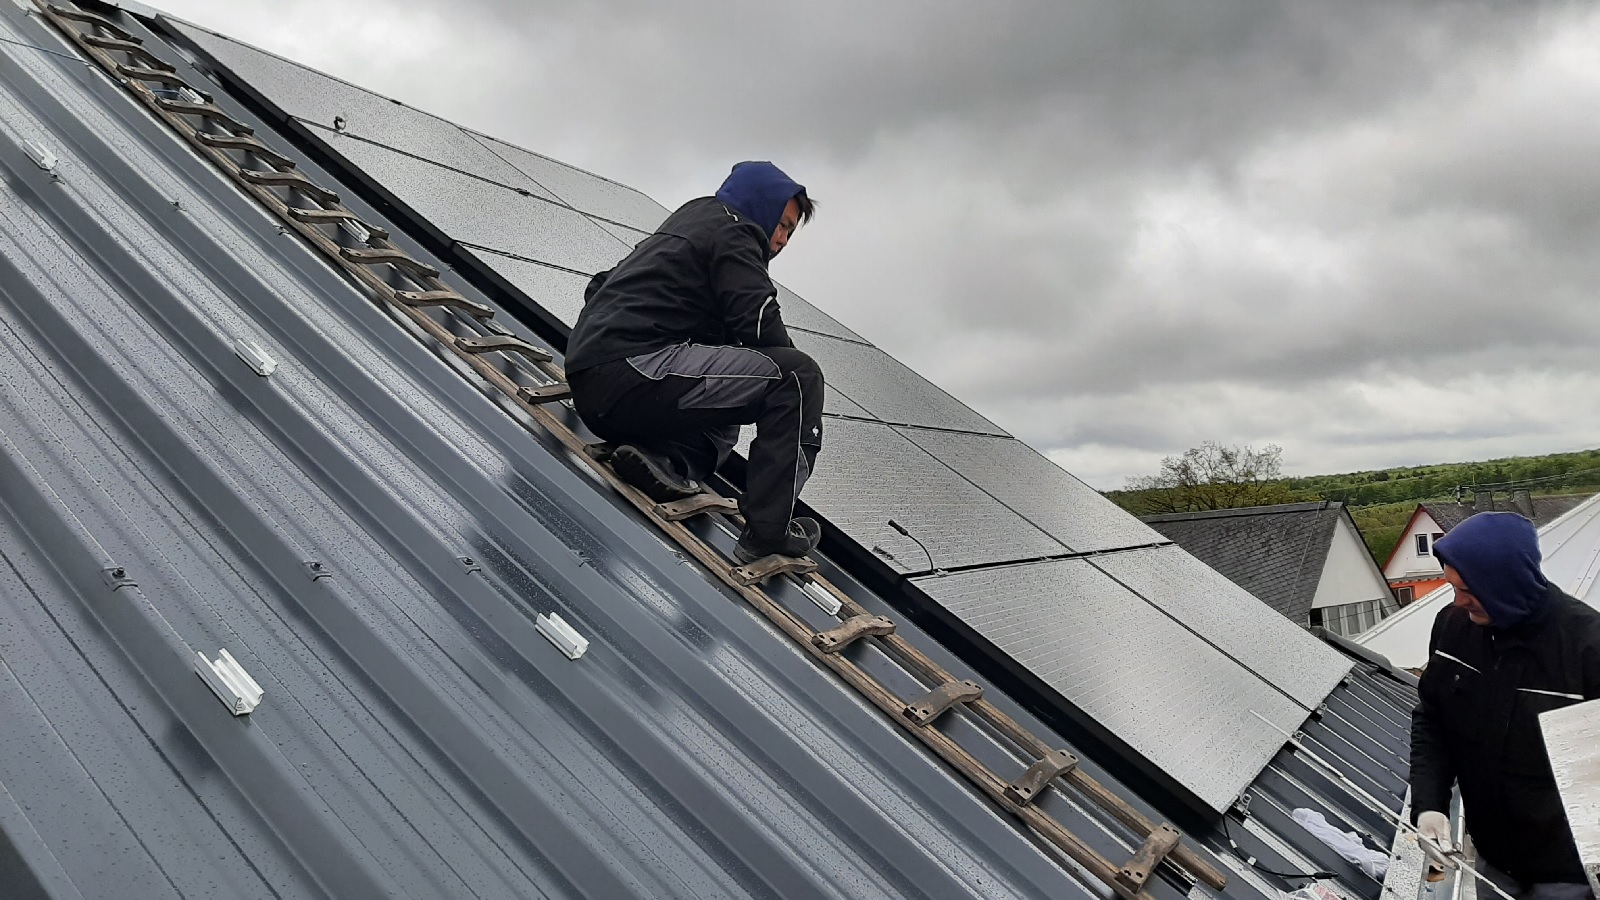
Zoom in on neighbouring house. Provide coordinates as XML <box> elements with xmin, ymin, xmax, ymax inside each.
<box><xmin>1141</xmin><ymin>501</ymin><xmax>1397</xmax><ymax>637</ymax></box>
<box><xmin>1382</xmin><ymin>491</ymin><xmax>1594</xmax><ymax>605</ymax></box>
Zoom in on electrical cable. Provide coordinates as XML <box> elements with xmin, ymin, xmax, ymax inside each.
<box><xmin>1219</xmin><ymin>815</ymin><xmax>1336</xmax><ymax>880</ymax></box>
<box><xmin>887</xmin><ymin>519</ymin><xmax>938</xmax><ymax>575</ymax></box>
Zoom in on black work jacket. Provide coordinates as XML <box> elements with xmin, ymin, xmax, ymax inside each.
<box><xmin>564</xmin><ymin>197</ymin><xmax>793</xmax><ymax>375</ymax></box>
<box><xmin>1410</xmin><ymin>585</ymin><xmax>1600</xmax><ymax>883</ymax></box>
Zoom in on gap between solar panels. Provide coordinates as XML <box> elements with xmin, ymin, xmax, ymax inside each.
<box><xmin>37</xmin><ymin>2</ymin><xmax>1229</xmax><ymax>893</ymax></box>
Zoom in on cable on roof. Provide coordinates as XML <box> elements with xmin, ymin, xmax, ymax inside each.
<box><xmin>0</xmin><ymin>34</ymin><xmax>94</xmax><ymax>64</ymax></box>
<box><xmin>1220</xmin><ymin>815</ymin><xmax>1337</xmax><ymax>881</ymax></box>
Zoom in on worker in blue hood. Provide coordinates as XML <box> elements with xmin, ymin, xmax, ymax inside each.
<box><xmin>1410</xmin><ymin>510</ymin><xmax>1600</xmax><ymax>894</ymax></box>
<box><xmin>566</xmin><ymin>162</ymin><xmax>827</xmax><ymax>563</ymax></box>
<box><xmin>714</xmin><ymin>161</ymin><xmax>808</xmax><ymax>257</ymax></box>
<box><xmin>1435</xmin><ymin>512</ymin><xmax>1552</xmax><ymax>628</ymax></box>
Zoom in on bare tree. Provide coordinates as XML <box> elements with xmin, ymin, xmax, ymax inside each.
<box><xmin>1122</xmin><ymin>442</ymin><xmax>1297</xmax><ymax>514</ymax></box>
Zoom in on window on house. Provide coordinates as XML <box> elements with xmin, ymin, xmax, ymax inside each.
<box><xmin>1309</xmin><ymin>608</ymin><xmax>1324</xmax><ymax>628</ymax></box>
<box><xmin>1433</xmin><ymin>532</ymin><xmax>1445</xmax><ymax>547</ymax></box>
<box><xmin>1395</xmin><ymin>586</ymin><xmax>1414</xmax><ymax>605</ymax></box>
<box><xmin>1416</xmin><ymin>533</ymin><xmax>1431</xmax><ymax>556</ymax></box>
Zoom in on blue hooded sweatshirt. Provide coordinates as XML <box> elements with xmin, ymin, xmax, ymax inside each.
<box><xmin>714</xmin><ymin>161</ymin><xmax>806</xmax><ymax>243</ymax></box>
<box><xmin>1433</xmin><ymin>511</ymin><xmax>1551</xmax><ymax>628</ymax></box>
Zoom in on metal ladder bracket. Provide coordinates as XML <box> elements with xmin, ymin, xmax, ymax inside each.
<box><xmin>811</xmin><ymin>615</ymin><xmax>896</xmax><ymax>654</ymax></box>
<box><xmin>903</xmin><ymin>680</ymin><xmax>982</xmax><ymax>726</ymax></box>
<box><xmin>1116</xmin><ymin>823</ymin><xmax>1181</xmax><ymax>892</ymax></box>
<box><xmin>455</xmin><ymin>334</ymin><xmax>553</xmax><ymax>363</ymax></box>
<box><xmin>1005</xmin><ymin>748</ymin><xmax>1079</xmax><ymax>805</ymax></box>
<box><xmin>730</xmin><ymin>554</ymin><xmax>818</xmax><ymax>586</ymax></box>
<box><xmin>653</xmin><ymin>493</ymin><xmax>739</xmax><ymax>522</ymax></box>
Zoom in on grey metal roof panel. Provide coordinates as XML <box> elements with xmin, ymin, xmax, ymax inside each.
<box><xmin>909</xmin><ymin>558</ymin><xmax>1312</xmax><ymax>813</ymax></box>
<box><xmin>0</xmin><ymin>16</ymin><xmax>1113</xmax><ymax>896</ymax></box>
<box><xmin>1091</xmin><ymin>546</ymin><xmax>1351</xmax><ymax>708</ymax></box>
<box><xmin>1139</xmin><ymin>503</ymin><xmax>1343</xmax><ymax>625</ymax></box>
<box><xmin>898</xmin><ymin>427</ymin><xmax>1167</xmax><ymax>553</ymax></box>
<box><xmin>0</xmin><ymin>7</ymin><xmax>1412</xmax><ymax>897</ymax></box>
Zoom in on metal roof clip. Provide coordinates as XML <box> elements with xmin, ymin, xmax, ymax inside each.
<box><xmin>195</xmin><ymin>648</ymin><xmax>264</xmax><ymax>715</ymax></box>
<box><xmin>535</xmin><ymin>612</ymin><xmax>588</xmax><ymax>660</ymax></box>
<box><xmin>800</xmin><ymin>580</ymin><xmax>842</xmax><ymax>616</ymax></box>
<box><xmin>22</xmin><ymin>139</ymin><xmax>57</xmax><ymax>173</ymax></box>
<box><xmin>233</xmin><ymin>337</ymin><xmax>277</xmax><ymax>376</ymax></box>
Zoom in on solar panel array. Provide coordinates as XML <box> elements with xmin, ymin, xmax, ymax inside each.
<box><xmin>177</xmin><ymin>21</ymin><xmax>1351</xmax><ymax>811</ymax></box>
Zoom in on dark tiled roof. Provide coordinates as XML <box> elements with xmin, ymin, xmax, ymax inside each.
<box><xmin>1140</xmin><ymin>502</ymin><xmax>1345</xmax><ymax>626</ymax></box>
<box><xmin>1420</xmin><ymin>493</ymin><xmax>1593</xmax><ymax>532</ymax></box>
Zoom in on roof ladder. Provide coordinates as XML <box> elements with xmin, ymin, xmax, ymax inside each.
<box><xmin>37</xmin><ymin>3</ymin><xmax>1230</xmax><ymax>895</ymax></box>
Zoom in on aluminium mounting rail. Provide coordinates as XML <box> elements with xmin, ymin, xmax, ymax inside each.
<box><xmin>37</xmin><ymin>4</ymin><xmax>1227</xmax><ymax>895</ymax></box>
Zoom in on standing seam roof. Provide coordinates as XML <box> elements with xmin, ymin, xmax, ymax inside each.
<box><xmin>0</xmin><ymin>5</ymin><xmax>1420</xmax><ymax>899</ymax></box>
<box><xmin>0</xmin><ymin>9</ymin><xmax>1111</xmax><ymax>895</ymax></box>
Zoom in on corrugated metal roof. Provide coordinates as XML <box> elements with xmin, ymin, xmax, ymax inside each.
<box><xmin>0</xmin><ymin>4</ymin><xmax>1420</xmax><ymax>898</ymax></box>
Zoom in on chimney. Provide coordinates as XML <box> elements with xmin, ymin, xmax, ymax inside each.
<box><xmin>1474</xmin><ymin>490</ymin><xmax>1493</xmax><ymax>511</ymax></box>
<box><xmin>1511</xmin><ymin>489</ymin><xmax>1534</xmax><ymax>520</ymax></box>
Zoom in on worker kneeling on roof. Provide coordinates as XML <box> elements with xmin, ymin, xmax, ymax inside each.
<box><xmin>565</xmin><ymin>162</ymin><xmax>825</xmax><ymax>562</ymax></box>
<box><xmin>1410</xmin><ymin>511</ymin><xmax>1600</xmax><ymax>899</ymax></box>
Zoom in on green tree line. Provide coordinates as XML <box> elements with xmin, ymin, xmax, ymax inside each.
<box><xmin>1106</xmin><ymin>446</ymin><xmax>1600</xmax><ymax>562</ymax></box>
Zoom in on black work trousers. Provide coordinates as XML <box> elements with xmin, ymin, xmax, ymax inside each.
<box><xmin>569</xmin><ymin>343</ymin><xmax>824</xmax><ymax>543</ymax></box>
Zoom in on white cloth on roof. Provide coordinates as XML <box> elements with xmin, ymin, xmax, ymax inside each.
<box><xmin>1291</xmin><ymin>808</ymin><xmax>1389</xmax><ymax>878</ymax></box>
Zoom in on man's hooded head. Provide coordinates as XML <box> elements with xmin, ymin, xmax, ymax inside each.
<box><xmin>1434</xmin><ymin>511</ymin><xmax>1551</xmax><ymax>628</ymax></box>
<box><xmin>715</xmin><ymin>161</ymin><xmax>808</xmax><ymax>243</ymax></box>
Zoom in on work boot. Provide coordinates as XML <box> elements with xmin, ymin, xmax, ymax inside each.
<box><xmin>610</xmin><ymin>444</ymin><xmax>702</xmax><ymax>502</ymax></box>
<box><xmin>735</xmin><ymin>517</ymin><xmax>821</xmax><ymax>563</ymax></box>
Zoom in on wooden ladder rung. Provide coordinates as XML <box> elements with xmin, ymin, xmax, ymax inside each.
<box><xmin>455</xmin><ymin>334</ymin><xmax>552</xmax><ymax>363</ymax></box>
<box><xmin>903</xmin><ymin>680</ymin><xmax>982</xmax><ymax>727</ymax></box>
<box><xmin>115</xmin><ymin>63</ymin><xmax>199</xmax><ymax>92</ymax></box>
<box><xmin>49</xmin><ymin>4</ymin><xmax>135</xmax><ymax>38</ymax></box>
<box><xmin>196</xmin><ymin>132</ymin><xmax>298</xmax><ymax>169</ymax></box>
<box><xmin>811</xmin><ymin>615</ymin><xmax>896</xmax><ymax>654</ymax></box>
<box><xmin>338</xmin><ymin>247</ymin><xmax>436</xmax><ymax>277</ymax></box>
<box><xmin>153</xmin><ymin>98</ymin><xmax>254</xmax><ymax>134</ymax></box>
<box><xmin>653</xmin><ymin>493</ymin><xmax>738</xmax><ymax>522</ymax></box>
<box><xmin>1005</xmin><ymin>749</ymin><xmax>1079</xmax><ymax>805</ymax></box>
<box><xmin>392</xmin><ymin>289</ymin><xmax>492</xmax><ymax>318</ymax></box>
<box><xmin>240</xmin><ymin>169</ymin><xmax>339</xmax><ymax>204</ymax></box>
<box><xmin>517</xmin><ymin>383</ymin><xmax>573</xmax><ymax>405</ymax></box>
<box><xmin>730</xmin><ymin>554</ymin><xmax>818</xmax><ymax>586</ymax></box>
<box><xmin>1115</xmin><ymin>824</ymin><xmax>1181</xmax><ymax>893</ymax></box>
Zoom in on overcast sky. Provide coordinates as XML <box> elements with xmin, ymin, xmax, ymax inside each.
<box><xmin>153</xmin><ymin>0</ymin><xmax>1600</xmax><ymax>488</ymax></box>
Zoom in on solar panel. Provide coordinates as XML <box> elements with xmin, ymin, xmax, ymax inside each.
<box><xmin>328</xmin><ymin>136</ymin><xmax>630</xmax><ymax>275</ymax></box>
<box><xmin>897</xmin><ymin>428</ymin><xmax>1166</xmax><ymax>554</ymax></box>
<box><xmin>590</xmin><ymin>217</ymin><xmax>650</xmax><ymax>247</ymax></box>
<box><xmin>172</xmin><ymin>22</ymin><xmax>551</xmax><ymax>195</ymax></box>
<box><xmin>801</xmin><ymin>418</ymin><xmax>1062</xmax><ymax>572</ymax></box>
<box><xmin>789</xmin><ymin>332</ymin><xmax>1006</xmax><ymax>436</ymax></box>
<box><xmin>469</xmin><ymin>133</ymin><xmax>670</xmax><ymax>233</ymax></box>
<box><xmin>1091</xmin><ymin>546</ymin><xmax>1351</xmax><ymax>707</ymax></box>
<box><xmin>776</xmin><ymin>284</ymin><xmax>867</xmax><ymax>344</ymax></box>
<box><xmin>822</xmin><ymin>388</ymin><xmax>874</xmax><ymax>419</ymax></box>
<box><xmin>912</xmin><ymin>558</ymin><xmax>1312</xmax><ymax>813</ymax></box>
<box><xmin>462</xmin><ymin>248</ymin><xmax>592</xmax><ymax>326</ymax></box>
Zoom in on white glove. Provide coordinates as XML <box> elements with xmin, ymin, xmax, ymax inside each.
<box><xmin>1416</xmin><ymin>810</ymin><xmax>1456</xmax><ymax>870</ymax></box>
